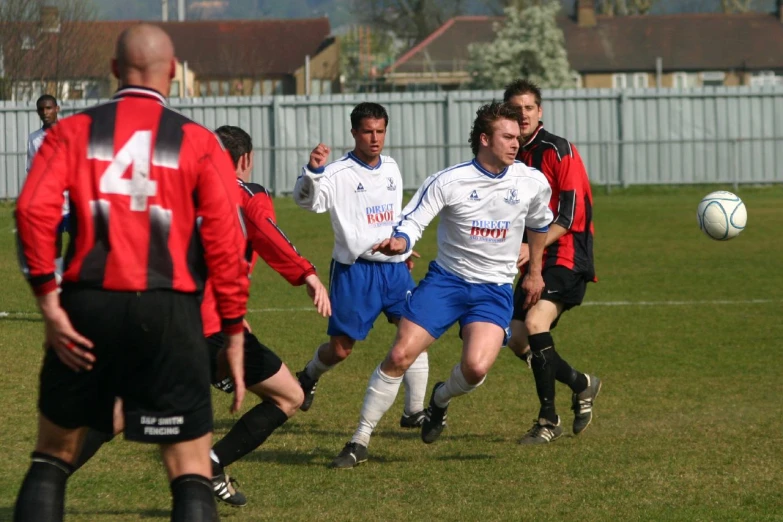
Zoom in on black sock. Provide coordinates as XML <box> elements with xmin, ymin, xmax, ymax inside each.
<box><xmin>555</xmin><ymin>355</ymin><xmax>588</xmax><ymax>394</ymax></box>
<box><xmin>170</xmin><ymin>474</ymin><xmax>217</xmax><ymax>522</ymax></box>
<box><xmin>14</xmin><ymin>452</ymin><xmax>74</xmax><ymax>522</ymax></box>
<box><xmin>72</xmin><ymin>429</ymin><xmax>114</xmax><ymax>472</ymax></box>
<box><xmin>212</xmin><ymin>401</ymin><xmax>288</xmax><ymax>469</ymax></box>
<box><xmin>529</xmin><ymin>332</ymin><xmax>559</xmax><ymax>424</ymax></box>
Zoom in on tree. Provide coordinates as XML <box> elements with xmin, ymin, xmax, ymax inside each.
<box><xmin>354</xmin><ymin>0</ymin><xmax>469</xmax><ymax>47</ymax></box>
<box><xmin>0</xmin><ymin>0</ymin><xmax>100</xmax><ymax>101</ymax></box>
<box><xmin>599</xmin><ymin>0</ymin><xmax>657</xmax><ymax>15</ymax></box>
<box><xmin>467</xmin><ymin>1</ymin><xmax>575</xmax><ymax>90</ymax></box>
<box><xmin>721</xmin><ymin>0</ymin><xmax>753</xmax><ymax>12</ymax></box>
<box><xmin>339</xmin><ymin>25</ymin><xmax>401</xmax><ymax>92</ymax></box>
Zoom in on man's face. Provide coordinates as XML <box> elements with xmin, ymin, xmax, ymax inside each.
<box><xmin>351</xmin><ymin>117</ymin><xmax>386</xmax><ymax>159</ymax></box>
<box><xmin>485</xmin><ymin>118</ymin><xmax>521</xmax><ymax>167</ymax></box>
<box><xmin>37</xmin><ymin>99</ymin><xmax>59</xmax><ymax>126</ymax></box>
<box><xmin>507</xmin><ymin>93</ymin><xmax>542</xmax><ymax>140</ymax></box>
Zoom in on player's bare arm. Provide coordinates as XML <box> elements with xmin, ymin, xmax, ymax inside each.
<box><xmin>308</xmin><ymin>143</ymin><xmax>331</xmax><ymax>170</ymax></box>
<box><xmin>521</xmin><ymin>229</ymin><xmax>547</xmax><ymax>309</ymax></box>
<box><xmin>304</xmin><ymin>273</ymin><xmax>332</xmax><ymax>317</ymax></box>
<box><xmin>223</xmin><ymin>332</ymin><xmax>246</xmax><ymax>413</ymax></box>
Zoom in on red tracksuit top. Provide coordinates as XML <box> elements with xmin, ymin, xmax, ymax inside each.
<box><xmin>200</xmin><ymin>179</ymin><xmax>317</xmax><ymax>337</ymax></box>
<box><xmin>518</xmin><ymin>123</ymin><xmax>596</xmax><ymax>281</ymax></box>
<box><xmin>16</xmin><ymin>86</ymin><xmax>249</xmax><ymax>334</ymax></box>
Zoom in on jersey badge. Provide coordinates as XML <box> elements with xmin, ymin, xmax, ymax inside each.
<box><xmin>469</xmin><ymin>190</ymin><xmax>480</xmax><ymax>201</ymax></box>
<box><xmin>504</xmin><ymin>188</ymin><xmax>520</xmax><ymax>205</ymax></box>
<box><xmin>356</xmin><ymin>183</ymin><xmax>366</xmax><ymax>193</ymax></box>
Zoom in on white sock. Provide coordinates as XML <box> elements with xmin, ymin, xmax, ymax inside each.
<box><xmin>304</xmin><ymin>342</ymin><xmax>332</xmax><ymax>380</ymax></box>
<box><xmin>402</xmin><ymin>351</ymin><xmax>429</xmax><ymax>415</ymax></box>
<box><xmin>433</xmin><ymin>364</ymin><xmax>485</xmax><ymax>409</ymax></box>
<box><xmin>351</xmin><ymin>365</ymin><xmax>403</xmax><ymax>447</ymax></box>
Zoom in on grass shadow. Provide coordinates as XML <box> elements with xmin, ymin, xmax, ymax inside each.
<box><xmin>242</xmin><ymin>447</ymin><xmax>414</xmax><ymax>467</ymax></box>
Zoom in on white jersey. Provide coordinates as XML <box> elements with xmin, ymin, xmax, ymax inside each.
<box><xmin>394</xmin><ymin>159</ymin><xmax>553</xmax><ymax>285</ymax></box>
<box><xmin>27</xmin><ymin>127</ymin><xmax>69</xmax><ymax>217</ymax></box>
<box><xmin>26</xmin><ymin>128</ymin><xmax>47</xmax><ymax>173</ymax></box>
<box><xmin>293</xmin><ymin>152</ymin><xmax>409</xmax><ymax>265</ymax></box>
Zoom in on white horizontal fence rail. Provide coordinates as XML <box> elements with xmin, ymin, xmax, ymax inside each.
<box><xmin>2</xmin><ymin>86</ymin><xmax>782</xmax><ymax>199</ymax></box>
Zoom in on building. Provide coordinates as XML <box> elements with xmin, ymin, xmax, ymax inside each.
<box><xmin>0</xmin><ymin>8</ymin><xmax>340</xmax><ymax>101</ymax></box>
<box><xmin>385</xmin><ymin>0</ymin><xmax>783</xmax><ymax>90</ymax></box>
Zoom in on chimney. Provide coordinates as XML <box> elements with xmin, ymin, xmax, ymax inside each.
<box><xmin>40</xmin><ymin>5</ymin><xmax>61</xmax><ymax>33</ymax></box>
<box><xmin>577</xmin><ymin>0</ymin><xmax>597</xmax><ymax>27</ymax></box>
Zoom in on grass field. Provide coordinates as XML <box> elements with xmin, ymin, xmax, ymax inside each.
<box><xmin>1</xmin><ymin>185</ymin><xmax>782</xmax><ymax>521</ymax></box>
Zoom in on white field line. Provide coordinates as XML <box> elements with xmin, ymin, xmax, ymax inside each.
<box><xmin>1</xmin><ymin>298</ymin><xmax>780</xmax><ymax>319</ymax></box>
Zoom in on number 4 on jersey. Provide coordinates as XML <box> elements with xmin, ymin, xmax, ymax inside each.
<box><xmin>99</xmin><ymin>130</ymin><xmax>157</xmax><ymax>211</ymax></box>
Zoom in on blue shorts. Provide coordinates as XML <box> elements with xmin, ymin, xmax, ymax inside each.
<box><xmin>402</xmin><ymin>261</ymin><xmax>513</xmax><ymax>342</ymax></box>
<box><xmin>327</xmin><ymin>258</ymin><xmax>415</xmax><ymax>341</ymax></box>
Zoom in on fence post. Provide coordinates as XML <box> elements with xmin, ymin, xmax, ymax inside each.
<box><xmin>271</xmin><ymin>96</ymin><xmax>281</xmax><ymax>196</ymax></box>
<box><xmin>732</xmin><ymin>138</ymin><xmax>740</xmax><ymax>192</ymax></box>
<box><xmin>618</xmin><ymin>91</ymin><xmax>628</xmax><ymax>188</ymax></box>
<box><xmin>444</xmin><ymin>91</ymin><xmax>454</xmax><ymax>169</ymax></box>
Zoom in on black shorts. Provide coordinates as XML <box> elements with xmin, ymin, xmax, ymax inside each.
<box><xmin>206</xmin><ymin>331</ymin><xmax>283</xmax><ymax>392</ymax></box>
<box><xmin>39</xmin><ymin>287</ymin><xmax>212</xmax><ymax>444</ymax></box>
<box><xmin>512</xmin><ymin>266</ymin><xmax>588</xmax><ymax>328</ymax></box>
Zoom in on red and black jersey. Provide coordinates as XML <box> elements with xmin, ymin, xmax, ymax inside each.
<box><xmin>518</xmin><ymin>123</ymin><xmax>596</xmax><ymax>281</ymax></box>
<box><xmin>16</xmin><ymin>86</ymin><xmax>249</xmax><ymax>334</ymax></box>
<box><xmin>200</xmin><ymin>179</ymin><xmax>317</xmax><ymax>336</ymax></box>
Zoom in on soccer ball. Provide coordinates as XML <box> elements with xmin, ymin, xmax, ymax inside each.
<box><xmin>696</xmin><ymin>191</ymin><xmax>747</xmax><ymax>240</ymax></box>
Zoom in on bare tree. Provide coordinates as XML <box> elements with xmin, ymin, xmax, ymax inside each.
<box><xmin>354</xmin><ymin>0</ymin><xmax>469</xmax><ymax>47</ymax></box>
<box><xmin>600</xmin><ymin>0</ymin><xmax>656</xmax><ymax>14</ymax></box>
<box><xmin>0</xmin><ymin>0</ymin><xmax>99</xmax><ymax>101</ymax></box>
<box><xmin>721</xmin><ymin>0</ymin><xmax>753</xmax><ymax>11</ymax></box>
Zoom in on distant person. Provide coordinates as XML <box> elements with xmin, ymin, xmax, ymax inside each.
<box><xmin>292</xmin><ymin>102</ymin><xmax>429</xmax><ymax>430</ymax></box>
<box><xmin>504</xmin><ymin>79</ymin><xmax>601</xmax><ymax>444</ymax></box>
<box><xmin>26</xmin><ymin>95</ymin><xmax>68</xmax><ymax>283</ymax></box>
<box><xmin>14</xmin><ymin>24</ymin><xmax>250</xmax><ymax>522</ymax></box>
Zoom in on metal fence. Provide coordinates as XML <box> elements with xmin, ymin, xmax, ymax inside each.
<box><xmin>2</xmin><ymin>86</ymin><xmax>783</xmax><ymax>198</ymax></box>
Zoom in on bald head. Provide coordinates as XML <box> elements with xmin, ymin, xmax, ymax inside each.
<box><xmin>113</xmin><ymin>24</ymin><xmax>176</xmax><ymax>93</ymax></box>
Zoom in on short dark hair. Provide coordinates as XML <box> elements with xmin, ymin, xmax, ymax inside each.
<box><xmin>215</xmin><ymin>125</ymin><xmax>252</xmax><ymax>167</ymax></box>
<box><xmin>468</xmin><ymin>102</ymin><xmax>522</xmax><ymax>156</ymax></box>
<box><xmin>502</xmin><ymin>79</ymin><xmax>542</xmax><ymax>106</ymax></box>
<box><xmin>350</xmin><ymin>102</ymin><xmax>388</xmax><ymax>130</ymax></box>
<box><xmin>36</xmin><ymin>94</ymin><xmax>58</xmax><ymax>107</ymax></box>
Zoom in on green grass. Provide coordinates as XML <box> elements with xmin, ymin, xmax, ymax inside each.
<box><xmin>1</xmin><ymin>185</ymin><xmax>783</xmax><ymax>521</ymax></box>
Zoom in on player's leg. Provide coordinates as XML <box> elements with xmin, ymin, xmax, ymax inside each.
<box><xmin>382</xmin><ymin>262</ymin><xmax>429</xmax><ymax>428</ymax></box>
<box><xmin>15</xmin><ymin>287</ymin><xmax>120</xmax><ymax>521</ymax></box>
<box><xmin>297</xmin><ymin>260</ymin><xmax>378</xmax><ymax>411</ymax></box>
<box><xmin>331</xmin><ymin>318</ymin><xmax>436</xmax><ymax>469</ymax></box>
<box><xmin>123</xmin><ymin>290</ymin><xmax>217</xmax><ymax>521</ymax></box>
<box><xmin>331</xmin><ymin>262</ymin><xmax>463</xmax><ymax>467</ymax></box>
<box><xmin>421</xmin><ymin>280</ymin><xmax>512</xmax><ymax>444</ymax></box>
<box><xmin>14</xmin><ymin>416</ymin><xmax>86</xmax><ymax>522</ymax></box>
<box><xmin>71</xmin><ymin>399</ymin><xmax>123</xmax><ymax>471</ymax></box>
<box><xmin>421</xmin><ymin>321</ymin><xmax>506</xmax><ymax>444</ymax></box>
<box><xmin>160</xmin><ymin>434</ymin><xmax>216</xmax><ymax>522</ymax></box>
<box><xmin>209</xmin><ymin>332</ymin><xmax>302</xmax><ymax>506</ymax></box>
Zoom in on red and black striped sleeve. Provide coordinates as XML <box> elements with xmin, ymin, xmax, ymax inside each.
<box><xmin>543</xmin><ymin>142</ymin><xmax>586</xmax><ymax>231</ymax></box>
<box><xmin>15</xmin><ymin>122</ymin><xmax>71</xmax><ymax>296</ymax></box>
<box><xmin>240</xmin><ymin>183</ymin><xmax>317</xmax><ymax>286</ymax></box>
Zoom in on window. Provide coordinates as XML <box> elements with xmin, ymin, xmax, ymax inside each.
<box><xmin>321</xmin><ymin>79</ymin><xmax>332</xmax><ymax>94</ymax></box>
<box><xmin>21</xmin><ymin>34</ymin><xmax>35</xmax><ymax>50</ymax></box>
<box><xmin>310</xmin><ymin>79</ymin><xmax>321</xmax><ymax>95</ymax></box>
<box><xmin>612</xmin><ymin>73</ymin><xmax>627</xmax><ymax>89</ymax></box>
<box><xmin>750</xmin><ymin>71</ymin><xmax>782</xmax><ymax>87</ymax></box>
<box><xmin>198</xmin><ymin>82</ymin><xmax>208</xmax><ymax>97</ymax></box>
<box><xmin>220</xmin><ymin>81</ymin><xmax>230</xmax><ymax>95</ymax></box>
<box><xmin>208</xmin><ymin>80</ymin><xmax>219</xmax><ymax>96</ymax></box>
<box><xmin>169</xmin><ymin>80</ymin><xmax>180</xmax><ymax>98</ymax></box>
<box><xmin>263</xmin><ymin>79</ymin><xmax>273</xmax><ymax>95</ymax></box>
<box><xmin>252</xmin><ymin>80</ymin><xmax>261</xmax><ymax>96</ymax></box>
<box><xmin>701</xmin><ymin>71</ymin><xmax>725</xmax><ymax>87</ymax></box>
<box><xmin>633</xmin><ymin>73</ymin><xmax>648</xmax><ymax>88</ymax></box>
<box><xmin>84</xmin><ymin>82</ymin><xmax>102</xmax><ymax>99</ymax></box>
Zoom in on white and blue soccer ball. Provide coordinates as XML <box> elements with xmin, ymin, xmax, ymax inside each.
<box><xmin>697</xmin><ymin>191</ymin><xmax>747</xmax><ymax>240</ymax></box>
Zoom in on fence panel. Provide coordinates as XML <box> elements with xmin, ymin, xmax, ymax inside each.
<box><xmin>2</xmin><ymin>86</ymin><xmax>783</xmax><ymax>199</ymax></box>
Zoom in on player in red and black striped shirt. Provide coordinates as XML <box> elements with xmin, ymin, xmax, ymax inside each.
<box><xmin>14</xmin><ymin>25</ymin><xmax>249</xmax><ymax>521</ymax></box>
<box><xmin>504</xmin><ymin>80</ymin><xmax>601</xmax><ymax>445</ymax></box>
<box><xmin>70</xmin><ymin>125</ymin><xmax>331</xmax><ymax>508</ymax></box>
